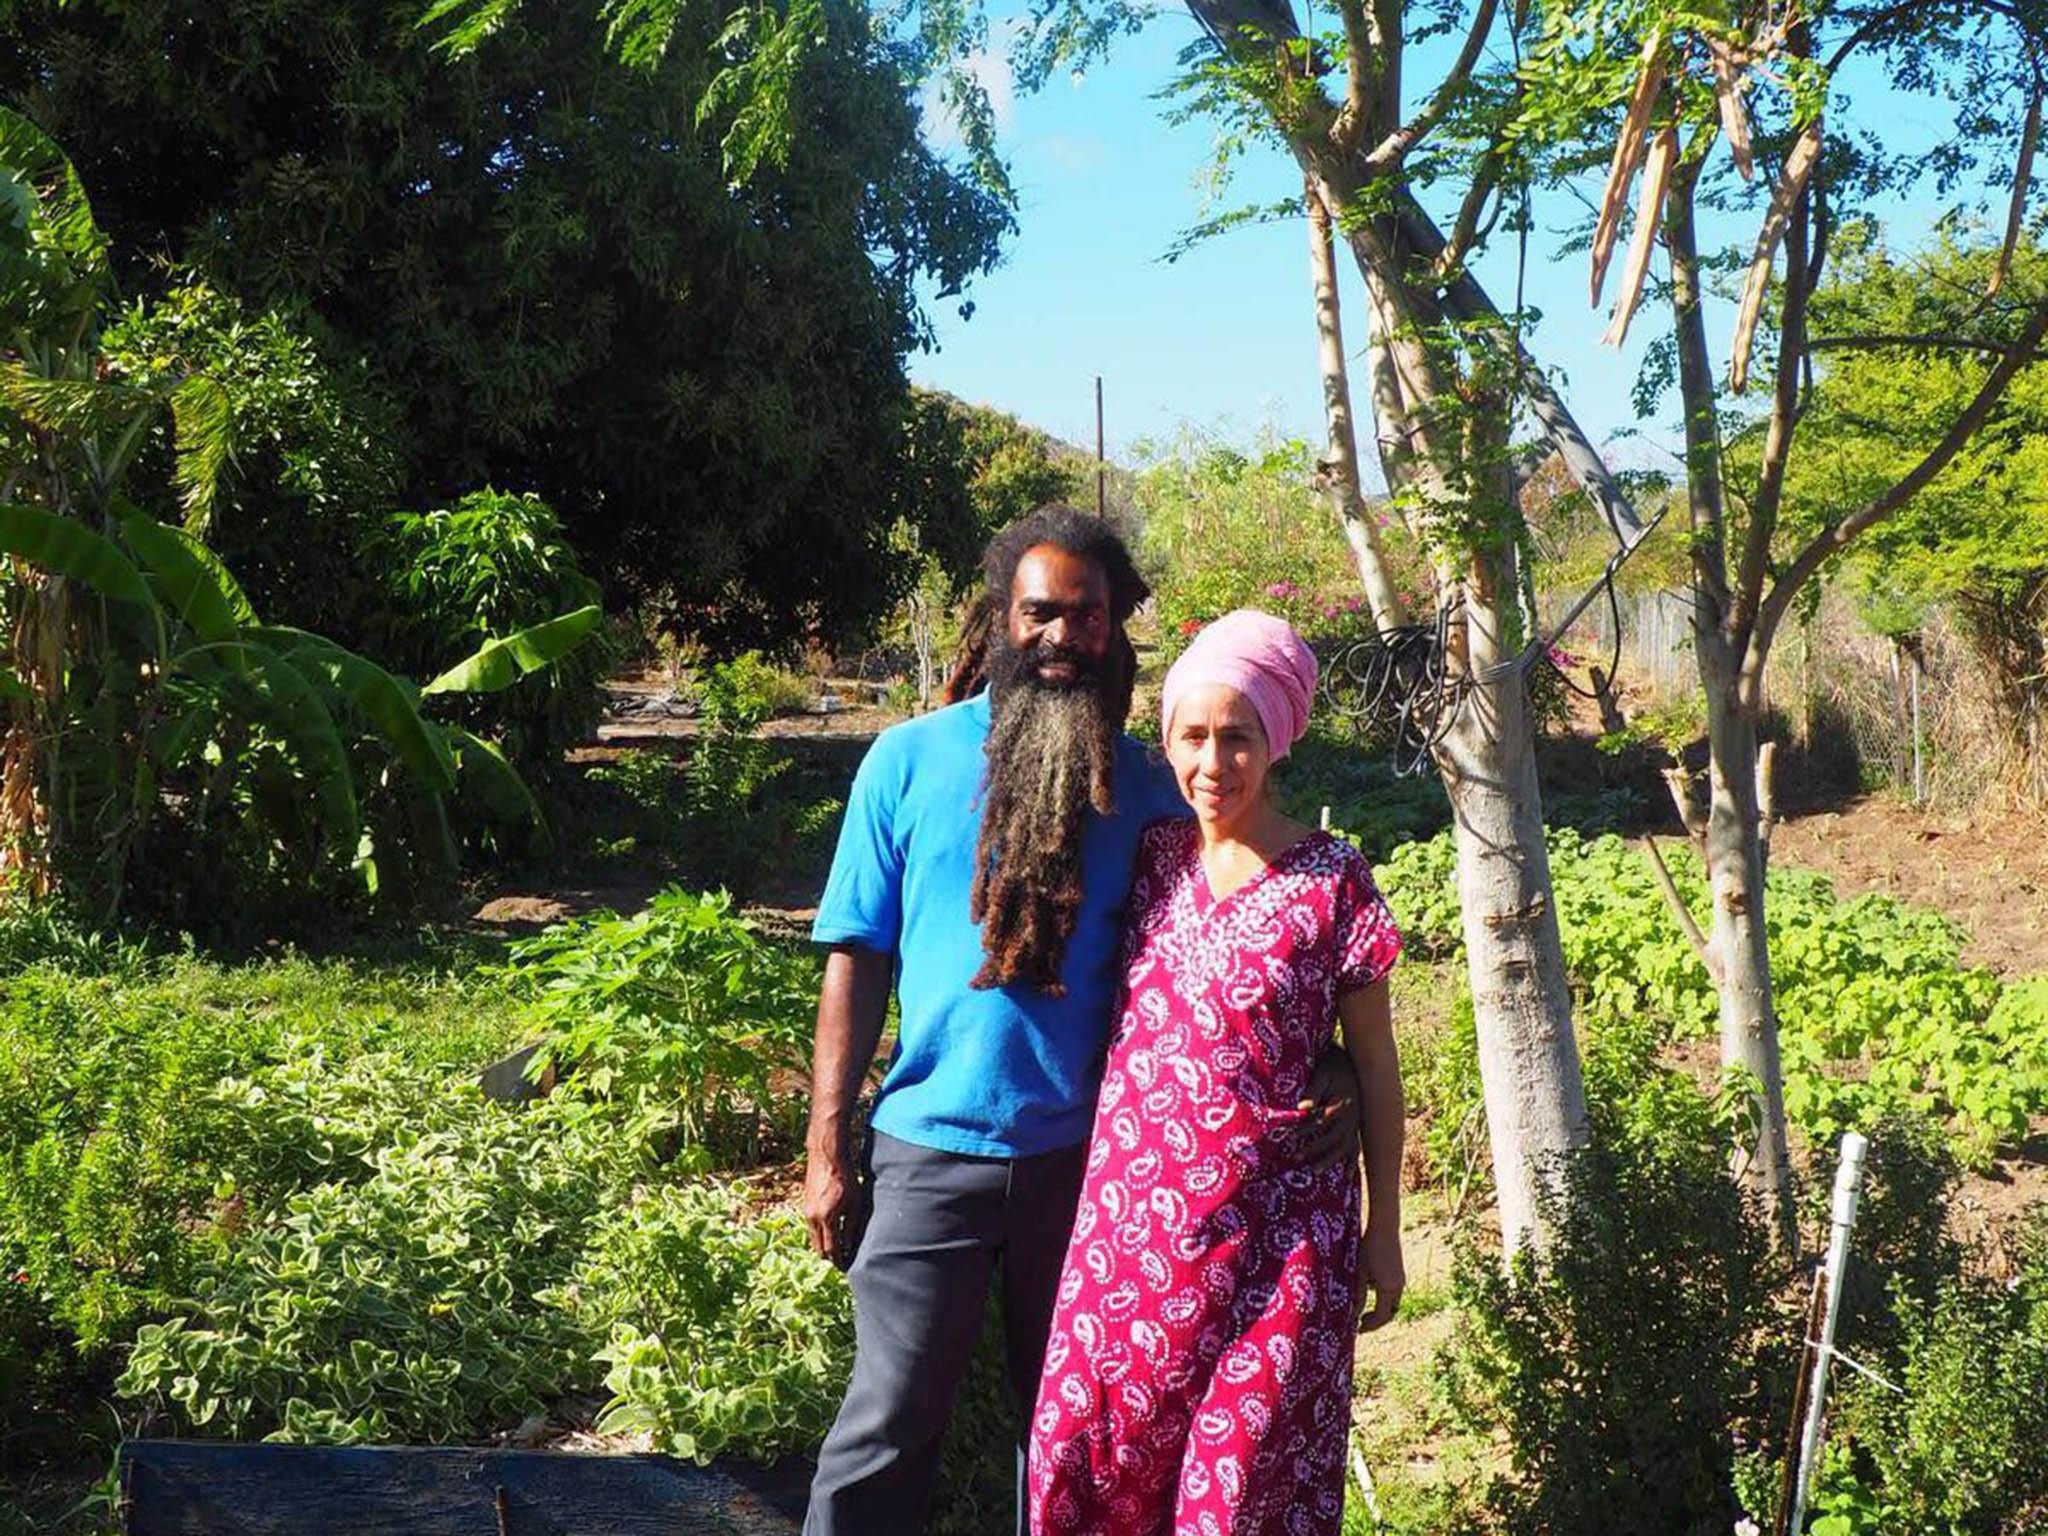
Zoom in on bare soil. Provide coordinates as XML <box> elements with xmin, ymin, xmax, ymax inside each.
<box><xmin>1770</xmin><ymin>794</ymin><xmax>2048</xmax><ymax>978</ymax></box>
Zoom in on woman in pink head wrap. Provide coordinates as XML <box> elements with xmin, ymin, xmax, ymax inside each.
<box><xmin>1028</xmin><ymin>609</ymin><xmax>1407</xmax><ymax>1536</ymax></box>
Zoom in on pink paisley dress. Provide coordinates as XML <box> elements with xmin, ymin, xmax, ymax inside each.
<box><xmin>1028</xmin><ymin>819</ymin><xmax>1404</xmax><ymax>1536</ymax></box>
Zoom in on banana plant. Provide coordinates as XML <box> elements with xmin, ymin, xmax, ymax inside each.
<box><xmin>0</xmin><ymin>500</ymin><xmax>600</xmax><ymax>900</ymax></box>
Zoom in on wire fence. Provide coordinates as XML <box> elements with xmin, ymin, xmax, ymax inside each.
<box><xmin>1541</xmin><ymin>585</ymin><xmax>2048</xmax><ymax>811</ymax></box>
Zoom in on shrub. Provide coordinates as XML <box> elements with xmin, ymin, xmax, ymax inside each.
<box><xmin>1808</xmin><ymin>1217</ymin><xmax>2048</xmax><ymax>1536</ymax></box>
<box><xmin>580</xmin><ymin>1183</ymin><xmax>852</xmax><ymax>1463</ymax></box>
<box><xmin>698</xmin><ymin>651</ymin><xmax>816</xmax><ymax>722</ymax></box>
<box><xmin>369</xmin><ymin>489</ymin><xmax>615</xmax><ymax>778</ymax></box>
<box><xmin>1445</xmin><ymin>1081</ymin><xmax>1776</xmax><ymax>1536</ymax></box>
<box><xmin>0</xmin><ymin>952</ymin><xmax>525</xmax><ymax>1439</ymax></box>
<box><xmin>114</xmin><ymin>1057</ymin><xmax>640</xmax><ymax>1443</ymax></box>
<box><xmin>501</xmin><ymin>890</ymin><xmax>820</xmax><ymax>1165</ymax></box>
<box><xmin>1132</xmin><ymin>429</ymin><xmax>1427</xmax><ymax>663</ymax></box>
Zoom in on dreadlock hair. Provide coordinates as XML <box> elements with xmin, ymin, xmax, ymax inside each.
<box><xmin>942</xmin><ymin>504</ymin><xmax>1148</xmax><ymax>726</ymax></box>
<box><xmin>945</xmin><ymin>505</ymin><xmax>1150</xmax><ymax>994</ymax></box>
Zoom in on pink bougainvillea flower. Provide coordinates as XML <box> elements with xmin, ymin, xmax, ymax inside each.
<box><xmin>1265</xmin><ymin>580</ymin><xmax>1297</xmax><ymax>601</ymax></box>
<box><xmin>1546</xmin><ymin>644</ymin><xmax>1581</xmax><ymax>669</ymax></box>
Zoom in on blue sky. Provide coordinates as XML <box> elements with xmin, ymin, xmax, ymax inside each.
<box><xmin>904</xmin><ymin>12</ymin><xmax>1986</xmax><ymax>487</ymax></box>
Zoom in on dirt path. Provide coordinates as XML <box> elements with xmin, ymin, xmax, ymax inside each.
<box><xmin>1771</xmin><ymin>794</ymin><xmax>2048</xmax><ymax>977</ymax></box>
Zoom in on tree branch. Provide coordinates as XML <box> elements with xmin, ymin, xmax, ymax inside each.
<box><xmin>1663</xmin><ymin>765</ymin><xmax>1710</xmax><ymax>856</ymax></box>
<box><xmin>1393</xmin><ymin>193</ymin><xmax>1646</xmax><ymax>542</ymax></box>
<box><xmin>1641</xmin><ymin>833</ymin><xmax>1723</xmax><ymax>983</ymax></box>
<box><xmin>1436</xmin><ymin>143</ymin><xmax>1505</xmax><ymax>278</ymax></box>
<box><xmin>1756</xmin><ymin>739</ymin><xmax>1778</xmax><ymax>876</ymax></box>
<box><xmin>1307</xmin><ymin>174</ymin><xmax>1411</xmax><ymax>631</ymax></box>
<box><xmin>1361</xmin><ymin>0</ymin><xmax>1500</xmax><ymax>173</ymax></box>
<box><xmin>1330</xmin><ymin>0</ymin><xmax>1379</xmax><ymax>153</ymax></box>
<box><xmin>1729</xmin><ymin>119</ymin><xmax>1815</xmax><ymax>652</ymax></box>
<box><xmin>1753</xmin><ymin>295</ymin><xmax>2048</xmax><ymax>663</ymax></box>
<box><xmin>1819</xmin><ymin>0</ymin><xmax>2036</xmax><ymax>71</ymax></box>
<box><xmin>1666</xmin><ymin>155</ymin><xmax>1732</xmax><ymax>611</ymax></box>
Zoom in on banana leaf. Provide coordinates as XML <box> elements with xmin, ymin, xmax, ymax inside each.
<box><xmin>421</xmin><ymin>605</ymin><xmax>603</xmax><ymax>695</ymax></box>
<box><xmin>220</xmin><ymin>641</ymin><xmax>360</xmax><ymax>859</ymax></box>
<box><xmin>0</xmin><ymin>504</ymin><xmax>164</xmax><ymax>655</ymax></box>
<box><xmin>445</xmin><ymin>724</ymin><xmax>552</xmax><ymax>848</ymax></box>
<box><xmin>252</xmin><ymin>625</ymin><xmax>458</xmax><ymax>792</ymax></box>
<box><xmin>0</xmin><ymin>105</ymin><xmax>110</xmax><ymax>324</ymax></box>
<box><xmin>123</xmin><ymin>513</ymin><xmax>257</xmax><ymax>649</ymax></box>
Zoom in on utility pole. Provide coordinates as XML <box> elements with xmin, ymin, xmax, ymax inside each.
<box><xmin>1095</xmin><ymin>375</ymin><xmax>1106</xmax><ymax>519</ymax></box>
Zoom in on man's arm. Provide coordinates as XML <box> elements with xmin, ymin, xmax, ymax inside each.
<box><xmin>804</xmin><ymin>944</ymin><xmax>893</xmax><ymax>1269</ymax></box>
<box><xmin>1339</xmin><ymin>978</ymin><xmax>1405</xmax><ymax>1330</ymax></box>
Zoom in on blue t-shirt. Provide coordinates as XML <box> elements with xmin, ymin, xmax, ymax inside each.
<box><xmin>812</xmin><ymin>691</ymin><xmax>1189</xmax><ymax>1158</ymax></box>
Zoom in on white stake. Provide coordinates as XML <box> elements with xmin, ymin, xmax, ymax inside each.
<box><xmin>1787</xmin><ymin>1131</ymin><xmax>1870</xmax><ymax>1535</ymax></box>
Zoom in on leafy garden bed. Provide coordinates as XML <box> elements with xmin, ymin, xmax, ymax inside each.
<box><xmin>4</xmin><ymin>812</ymin><xmax>2047</xmax><ymax>1535</ymax></box>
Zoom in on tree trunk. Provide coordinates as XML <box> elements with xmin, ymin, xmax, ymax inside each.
<box><xmin>1176</xmin><ymin>0</ymin><xmax>1593</xmax><ymax>1254</ymax></box>
<box><xmin>1668</xmin><ymin>160</ymin><xmax>1798</xmax><ymax>1247</ymax></box>
<box><xmin>1440</xmin><ymin>552</ymin><xmax>1589</xmax><ymax>1251</ymax></box>
<box><xmin>1314</xmin><ymin>160</ymin><xmax>1589</xmax><ymax>1253</ymax></box>
<box><xmin>1305</xmin><ymin>178</ymin><xmax>1409</xmax><ymax>633</ymax></box>
<box><xmin>1697</xmin><ymin>671</ymin><xmax>1796</xmax><ymax>1246</ymax></box>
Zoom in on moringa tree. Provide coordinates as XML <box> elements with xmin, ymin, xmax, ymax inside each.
<box><xmin>1516</xmin><ymin>0</ymin><xmax>2048</xmax><ymax>1243</ymax></box>
<box><xmin>1013</xmin><ymin>0</ymin><xmax>1642</xmax><ymax>1252</ymax></box>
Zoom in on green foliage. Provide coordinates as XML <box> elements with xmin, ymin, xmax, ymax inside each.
<box><xmin>94</xmin><ymin>282</ymin><xmax>404</xmax><ymax>637</ymax></box>
<box><xmin>1372</xmin><ymin>829</ymin><xmax>2048</xmax><ymax>1162</ymax></box>
<box><xmin>1790</xmin><ymin>234</ymin><xmax>2048</xmax><ymax>777</ymax></box>
<box><xmin>501</xmin><ymin>890</ymin><xmax>820</xmax><ymax>1164</ymax></box>
<box><xmin>698</xmin><ymin>650</ymin><xmax>816</xmax><ymax>723</ymax></box>
<box><xmin>1807</xmin><ymin>1221</ymin><xmax>2048</xmax><ymax>1536</ymax></box>
<box><xmin>581</xmin><ymin>1183</ymin><xmax>852</xmax><ymax>1462</ymax></box>
<box><xmin>0</xmin><ymin>0</ymin><xmax>1012</xmax><ymax>653</ymax></box>
<box><xmin>585</xmin><ymin>667</ymin><xmax>843</xmax><ymax>896</ymax></box>
<box><xmin>1</xmin><ymin>118</ymin><xmax>596</xmax><ymax>927</ymax></box>
<box><xmin>0</xmin><ymin>941</ymin><xmax>524</xmax><ymax>1443</ymax></box>
<box><xmin>1446</xmin><ymin>1089</ymin><xmax>1773</xmax><ymax>1536</ymax></box>
<box><xmin>114</xmin><ymin>1056</ymin><xmax>643</xmax><ymax>1443</ymax></box>
<box><xmin>1132</xmin><ymin>428</ymin><xmax>1426</xmax><ymax>660</ymax></box>
<box><xmin>900</xmin><ymin>390</ymin><xmax>1080</xmax><ymax>593</ymax></box>
<box><xmin>370</xmin><ymin>490</ymin><xmax>614</xmax><ymax>777</ymax></box>
<box><xmin>1277</xmin><ymin>733</ymin><xmax>1450</xmax><ymax>861</ymax></box>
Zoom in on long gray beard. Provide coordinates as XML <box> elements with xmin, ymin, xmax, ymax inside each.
<box><xmin>969</xmin><ymin>677</ymin><xmax>1118</xmax><ymax>993</ymax></box>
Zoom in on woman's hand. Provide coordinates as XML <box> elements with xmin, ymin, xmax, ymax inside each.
<box><xmin>1357</xmin><ymin>1220</ymin><xmax>1404</xmax><ymax>1332</ymax></box>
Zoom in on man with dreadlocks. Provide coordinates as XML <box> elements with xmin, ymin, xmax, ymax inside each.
<box><xmin>801</xmin><ymin>506</ymin><xmax>1358</xmax><ymax>1536</ymax></box>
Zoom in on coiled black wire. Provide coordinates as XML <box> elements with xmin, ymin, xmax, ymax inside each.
<box><xmin>1319</xmin><ymin>500</ymin><xmax>1667</xmax><ymax>772</ymax></box>
<box><xmin>1319</xmin><ymin>598</ymin><xmax>1468</xmax><ymax>778</ymax></box>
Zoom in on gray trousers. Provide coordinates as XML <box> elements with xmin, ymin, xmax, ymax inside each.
<box><xmin>804</xmin><ymin>1130</ymin><xmax>1087</xmax><ymax>1536</ymax></box>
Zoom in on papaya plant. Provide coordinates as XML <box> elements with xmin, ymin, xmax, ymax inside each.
<box><xmin>0</xmin><ymin>106</ymin><xmax>601</xmax><ymax>915</ymax></box>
